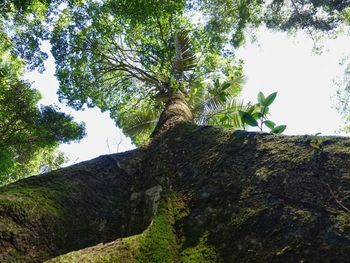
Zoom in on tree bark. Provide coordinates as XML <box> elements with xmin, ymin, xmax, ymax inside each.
<box><xmin>151</xmin><ymin>92</ymin><xmax>193</xmax><ymax>138</ymax></box>
<box><xmin>1</xmin><ymin>123</ymin><xmax>350</xmax><ymax>262</ymax></box>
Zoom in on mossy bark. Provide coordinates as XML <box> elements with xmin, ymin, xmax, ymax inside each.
<box><xmin>1</xmin><ymin>123</ymin><xmax>350</xmax><ymax>262</ymax></box>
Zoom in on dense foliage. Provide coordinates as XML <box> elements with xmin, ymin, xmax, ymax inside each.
<box><xmin>47</xmin><ymin>0</ymin><xmax>350</xmax><ymax>143</ymax></box>
<box><xmin>0</xmin><ymin>1</ymin><xmax>86</xmax><ymax>184</ymax></box>
<box><xmin>50</xmin><ymin>0</ymin><xmax>249</xmax><ymax>144</ymax></box>
<box><xmin>0</xmin><ymin>0</ymin><xmax>53</xmax><ymax>71</ymax></box>
<box><xmin>264</xmin><ymin>0</ymin><xmax>350</xmax><ymax>32</ymax></box>
<box><xmin>0</xmin><ymin>59</ymin><xmax>85</xmax><ymax>184</ymax></box>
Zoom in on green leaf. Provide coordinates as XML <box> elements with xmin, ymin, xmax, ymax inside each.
<box><xmin>260</xmin><ymin>106</ymin><xmax>269</xmax><ymax>116</ymax></box>
<box><xmin>239</xmin><ymin>111</ymin><xmax>259</xmax><ymax>127</ymax></box>
<box><xmin>247</xmin><ymin>104</ymin><xmax>256</xmax><ymax>114</ymax></box>
<box><xmin>252</xmin><ymin>112</ymin><xmax>262</xmax><ymax>119</ymax></box>
<box><xmin>264</xmin><ymin>92</ymin><xmax>277</xmax><ymax>106</ymax></box>
<box><xmin>220</xmin><ymin>115</ymin><xmax>229</xmax><ymax>123</ymax></box>
<box><xmin>264</xmin><ymin>120</ymin><xmax>276</xmax><ymax>129</ymax></box>
<box><xmin>214</xmin><ymin>79</ymin><xmax>220</xmax><ymax>89</ymax></box>
<box><xmin>271</xmin><ymin>125</ymin><xmax>286</xmax><ymax>134</ymax></box>
<box><xmin>257</xmin><ymin>92</ymin><xmax>265</xmax><ymax>105</ymax></box>
<box><xmin>221</xmin><ymin>82</ymin><xmax>231</xmax><ymax>90</ymax></box>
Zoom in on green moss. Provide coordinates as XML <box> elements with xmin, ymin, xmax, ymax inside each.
<box><xmin>46</xmin><ymin>193</ymin><xmax>183</xmax><ymax>263</ymax></box>
<box><xmin>255</xmin><ymin>167</ymin><xmax>270</xmax><ymax>181</ymax></box>
<box><xmin>292</xmin><ymin>209</ymin><xmax>315</xmax><ymax>223</ymax></box>
<box><xmin>275</xmin><ymin>245</ymin><xmax>291</xmax><ymax>256</ymax></box>
<box><xmin>46</xmin><ymin>239</ymin><xmax>138</xmax><ymax>263</ymax></box>
<box><xmin>240</xmin><ymin>186</ymin><xmax>256</xmax><ymax>200</ymax></box>
<box><xmin>230</xmin><ymin>207</ymin><xmax>264</xmax><ymax>231</ymax></box>
<box><xmin>323</xmin><ymin>139</ymin><xmax>350</xmax><ymax>154</ymax></box>
<box><xmin>45</xmin><ymin>226</ymin><xmax>141</xmax><ymax>262</ymax></box>
<box><xmin>0</xmin><ymin>217</ymin><xmax>21</xmax><ymax>233</ymax></box>
<box><xmin>137</xmin><ymin>195</ymin><xmax>180</xmax><ymax>263</ymax></box>
<box><xmin>0</xmin><ymin>186</ymin><xmax>64</xmax><ymax>219</ymax></box>
<box><xmin>335</xmin><ymin>211</ymin><xmax>350</xmax><ymax>233</ymax></box>
<box><xmin>181</xmin><ymin>232</ymin><xmax>218</xmax><ymax>263</ymax></box>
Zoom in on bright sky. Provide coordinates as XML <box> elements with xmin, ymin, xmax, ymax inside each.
<box><xmin>25</xmin><ymin>26</ymin><xmax>349</xmax><ymax>166</ymax></box>
<box><xmin>237</xmin><ymin>27</ymin><xmax>349</xmax><ymax>136</ymax></box>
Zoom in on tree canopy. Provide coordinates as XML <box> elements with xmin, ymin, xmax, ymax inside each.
<box><xmin>0</xmin><ymin>1</ymin><xmax>87</xmax><ymax>184</ymax></box>
<box><xmin>2</xmin><ymin>0</ymin><xmax>350</xmax><ymax>146</ymax></box>
<box><xmin>0</xmin><ymin>59</ymin><xmax>86</xmax><ymax>184</ymax></box>
<box><xmin>48</xmin><ymin>0</ymin><xmax>350</xmax><ymax>144</ymax></box>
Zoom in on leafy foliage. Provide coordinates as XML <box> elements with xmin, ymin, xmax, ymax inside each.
<box><xmin>335</xmin><ymin>56</ymin><xmax>350</xmax><ymax>133</ymax></box>
<box><xmin>50</xmin><ymin>0</ymin><xmax>246</xmax><ymax>144</ymax></box>
<box><xmin>193</xmin><ymin>0</ymin><xmax>264</xmax><ymax>47</ymax></box>
<box><xmin>48</xmin><ymin>0</ymin><xmax>312</xmax><ymax>145</ymax></box>
<box><xmin>193</xmin><ymin>75</ymin><xmax>246</xmax><ymax>127</ymax></box>
<box><xmin>0</xmin><ymin>0</ymin><xmax>57</xmax><ymax>71</ymax></box>
<box><xmin>0</xmin><ymin>60</ymin><xmax>86</xmax><ymax>184</ymax></box>
<box><xmin>238</xmin><ymin>92</ymin><xmax>286</xmax><ymax>133</ymax></box>
<box><xmin>196</xmin><ymin>0</ymin><xmax>350</xmax><ymax>46</ymax></box>
<box><xmin>264</xmin><ymin>0</ymin><xmax>350</xmax><ymax>32</ymax></box>
<box><xmin>7</xmin><ymin>0</ymin><xmax>347</xmax><ymax>145</ymax></box>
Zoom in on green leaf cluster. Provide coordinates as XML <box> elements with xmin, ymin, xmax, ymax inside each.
<box><xmin>0</xmin><ymin>0</ymin><xmax>56</xmax><ymax>72</ymax></box>
<box><xmin>197</xmin><ymin>0</ymin><xmax>264</xmax><ymax>47</ymax></box>
<box><xmin>0</xmin><ymin>1</ymin><xmax>89</xmax><ymax>184</ymax></box>
<box><xmin>193</xmin><ymin>75</ymin><xmax>247</xmax><ymax>128</ymax></box>
<box><xmin>238</xmin><ymin>92</ymin><xmax>286</xmax><ymax>134</ymax></box>
<box><xmin>9</xmin><ymin>1</ymin><xmax>343</xmax><ymax>145</ymax></box>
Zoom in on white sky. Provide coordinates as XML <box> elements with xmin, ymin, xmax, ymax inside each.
<box><xmin>237</xmin><ymin>27</ymin><xmax>349</xmax><ymax>136</ymax></box>
<box><xmin>25</xmin><ymin>27</ymin><xmax>349</xmax><ymax>166</ymax></box>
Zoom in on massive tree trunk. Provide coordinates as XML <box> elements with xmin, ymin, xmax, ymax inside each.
<box><xmin>1</xmin><ymin>117</ymin><xmax>350</xmax><ymax>262</ymax></box>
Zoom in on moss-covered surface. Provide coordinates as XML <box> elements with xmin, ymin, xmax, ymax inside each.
<box><xmin>45</xmin><ymin>235</ymin><xmax>140</xmax><ymax>263</ymax></box>
<box><xmin>0</xmin><ymin>150</ymin><xmax>146</xmax><ymax>262</ymax></box>
<box><xmin>1</xmin><ymin>123</ymin><xmax>350</xmax><ymax>262</ymax></box>
<box><xmin>152</xmin><ymin>125</ymin><xmax>350</xmax><ymax>261</ymax></box>
<box><xmin>180</xmin><ymin>232</ymin><xmax>218</xmax><ymax>262</ymax></box>
<box><xmin>47</xmin><ymin>193</ymin><xmax>184</xmax><ymax>263</ymax></box>
<box><xmin>137</xmin><ymin>195</ymin><xmax>179</xmax><ymax>262</ymax></box>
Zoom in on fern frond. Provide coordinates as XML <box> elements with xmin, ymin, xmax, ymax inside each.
<box><xmin>220</xmin><ymin>98</ymin><xmax>252</xmax><ymax>128</ymax></box>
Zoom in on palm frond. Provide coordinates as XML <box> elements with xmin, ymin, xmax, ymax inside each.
<box><xmin>173</xmin><ymin>30</ymin><xmax>197</xmax><ymax>81</ymax></box>
<box><xmin>123</xmin><ymin>109</ymin><xmax>159</xmax><ymax>144</ymax></box>
<box><xmin>195</xmin><ymin>94</ymin><xmax>252</xmax><ymax>129</ymax></box>
<box><xmin>192</xmin><ymin>79</ymin><xmax>242</xmax><ymax>125</ymax></box>
<box><xmin>221</xmin><ymin>98</ymin><xmax>253</xmax><ymax>128</ymax></box>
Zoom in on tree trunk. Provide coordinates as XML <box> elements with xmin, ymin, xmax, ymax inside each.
<box><xmin>151</xmin><ymin>91</ymin><xmax>193</xmax><ymax>138</ymax></box>
<box><xmin>1</xmin><ymin>123</ymin><xmax>350</xmax><ymax>262</ymax></box>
